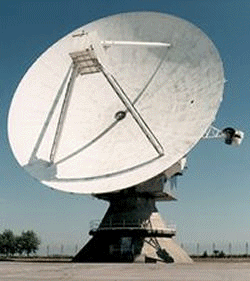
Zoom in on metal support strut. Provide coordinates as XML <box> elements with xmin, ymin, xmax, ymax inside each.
<box><xmin>50</xmin><ymin>66</ymin><xmax>78</xmax><ymax>163</ymax></box>
<box><xmin>100</xmin><ymin>67</ymin><xmax>164</xmax><ymax>156</ymax></box>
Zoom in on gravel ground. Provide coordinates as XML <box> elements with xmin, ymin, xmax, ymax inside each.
<box><xmin>0</xmin><ymin>262</ymin><xmax>250</xmax><ymax>281</ymax></box>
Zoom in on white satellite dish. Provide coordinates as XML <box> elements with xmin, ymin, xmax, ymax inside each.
<box><xmin>8</xmin><ymin>12</ymin><xmax>224</xmax><ymax>194</ymax></box>
<box><xmin>8</xmin><ymin>11</ymin><xmax>237</xmax><ymax>264</ymax></box>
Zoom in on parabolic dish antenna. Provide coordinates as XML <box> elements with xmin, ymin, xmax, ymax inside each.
<box><xmin>8</xmin><ymin>12</ymin><xmax>224</xmax><ymax>194</ymax></box>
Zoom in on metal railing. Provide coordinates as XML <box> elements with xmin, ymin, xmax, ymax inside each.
<box><xmin>89</xmin><ymin>219</ymin><xmax>176</xmax><ymax>234</ymax></box>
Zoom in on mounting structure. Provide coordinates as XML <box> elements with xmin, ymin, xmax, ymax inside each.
<box><xmin>8</xmin><ymin>12</ymin><xmax>243</xmax><ymax>263</ymax></box>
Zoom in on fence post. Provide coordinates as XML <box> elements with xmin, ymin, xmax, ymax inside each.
<box><xmin>212</xmin><ymin>243</ymin><xmax>215</xmax><ymax>256</ymax></box>
<box><xmin>197</xmin><ymin>243</ymin><xmax>200</xmax><ymax>256</ymax></box>
<box><xmin>229</xmin><ymin>242</ymin><xmax>232</xmax><ymax>257</ymax></box>
<box><xmin>61</xmin><ymin>244</ymin><xmax>64</xmax><ymax>255</ymax></box>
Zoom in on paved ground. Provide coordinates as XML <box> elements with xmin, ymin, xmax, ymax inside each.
<box><xmin>0</xmin><ymin>262</ymin><xmax>250</xmax><ymax>280</ymax></box>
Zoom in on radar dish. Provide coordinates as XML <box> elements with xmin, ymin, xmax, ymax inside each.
<box><xmin>8</xmin><ymin>12</ymin><xmax>224</xmax><ymax>194</ymax></box>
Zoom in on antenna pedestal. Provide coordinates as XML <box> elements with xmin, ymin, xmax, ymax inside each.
<box><xmin>73</xmin><ymin>176</ymin><xmax>192</xmax><ymax>263</ymax></box>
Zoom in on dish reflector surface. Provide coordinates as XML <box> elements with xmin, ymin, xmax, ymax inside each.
<box><xmin>8</xmin><ymin>12</ymin><xmax>224</xmax><ymax>194</ymax></box>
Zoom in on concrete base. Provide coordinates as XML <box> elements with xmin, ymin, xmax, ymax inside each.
<box><xmin>138</xmin><ymin>212</ymin><xmax>192</xmax><ymax>264</ymax></box>
<box><xmin>73</xmin><ymin>190</ymin><xmax>192</xmax><ymax>264</ymax></box>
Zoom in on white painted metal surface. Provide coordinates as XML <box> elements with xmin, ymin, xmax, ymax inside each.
<box><xmin>8</xmin><ymin>12</ymin><xmax>224</xmax><ymax>194</ymax></box>
<box><xmin>203</xmin><ymin>126</ymin><xmax>244</xmax><ymax>146</ymax></box>
<box><xmin>101</xmin><ymin>40</ymin><xmax>171</xmax><ymax>47</ymax></box>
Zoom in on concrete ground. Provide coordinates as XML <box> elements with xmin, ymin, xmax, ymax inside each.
<box><xmin>0</xmin><ymin>262</ymin><xmax>250</xmax><ymax>281</ymax></box>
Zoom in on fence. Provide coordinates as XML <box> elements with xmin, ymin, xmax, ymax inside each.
<box><xmin>180</xmin><ymin>241</ymin><xmax>249</xmax><ymax>256</ymax></box>
<box><xmin>36</xmin><ymin>241</ymin><xmax>249</xmax><ymax>257</ymax></box>
<box><xmin>36</xmin><ymin>243</ymin><xmax>79</xmax><ymax>257</ymax></box>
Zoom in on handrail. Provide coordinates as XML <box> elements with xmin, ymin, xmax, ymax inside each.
<box><xmin>89</xmin><ymin>219</ymin><xmax>176</xmax><ymax>233</ymax></box>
